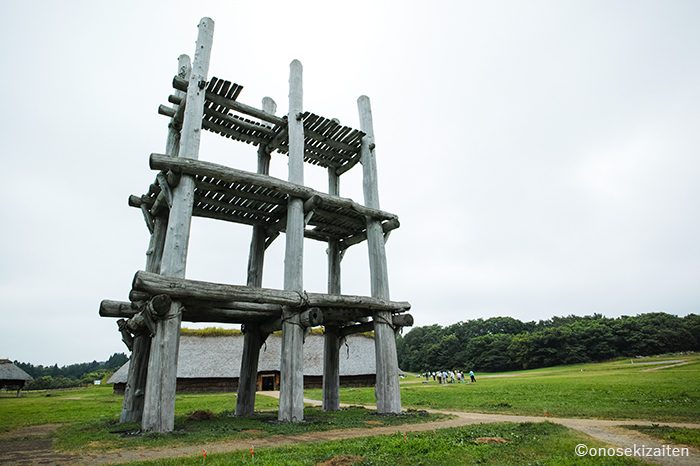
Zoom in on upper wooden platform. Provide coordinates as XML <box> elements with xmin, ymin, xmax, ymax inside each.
<box><xmin>163</xmin><ymin>76</ymin><xmax>364</xmax><ymax>175</ymax></box>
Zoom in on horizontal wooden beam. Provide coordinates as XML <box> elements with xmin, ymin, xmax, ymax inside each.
<box><xmin>100</xmin><ymin>299</ymin><xmax>281</xmax><ymax>324</ymax></box>
<box><xmin>132</xmin><ymin>270</ymin><xmax>411</xmax><ymax>312</ymax></box>
<box><xmin>129</xmin><ymin>194</ymin><xmax>339</xmax><ymax>243</ymax></box>
<box><xmin>150</xmin><ymin>153</ymin><xmax>398</xmax><ymax>222</ymax></box>
<box><xmin>259</xmin><ymin>307</ymin><xmax>324</xmax><ymax>333</ymax></box>
<box><xmin>338</xmin><ymin>313</ymin><xmax>414</xmax><ymax>338</ymax></box>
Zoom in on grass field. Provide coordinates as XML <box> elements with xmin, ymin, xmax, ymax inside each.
<box><xmin>0</xmin><ymin>386</ymin><xmax>446</xmax><ymax>452</ymax></box>
<box><xmin>127</xmin><ymin>422</ymin><xmax>643</xmax><ymax>465</ymax></box>
<box><xmin>306</xmin><ymin>353</ymin><xmax>700</xmax><ymax>422</ymax></box>
<box><xmin>0</xmin><ymin>386</ymin><xmax>277</xmax><ymax>433</ymax></box>
<box><xmin>623</xmin><ymin>425</ymin><xmax>700</xmax><ymax>449</ymax></box>
<box><xmin>1</xmin><ymin>354</ymin><xmax>697</xmax><ymax>463</ymax></box>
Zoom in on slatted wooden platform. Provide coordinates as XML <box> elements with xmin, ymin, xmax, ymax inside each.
<box><xmin>169</xmin><ymin>76</ymin><xmax>364</xmax><ymax>174</ymax></box>
<box><xmin>130</xmin><ymin>155</ymin><xmax>400</xmax><ymax>245</ymax></box>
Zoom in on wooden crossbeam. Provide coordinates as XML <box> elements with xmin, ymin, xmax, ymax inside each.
<box><xmin>131</xmin><ymin>270</ymin><xmax>411</xmax><ymax>312</ymax></box>
<box><xmin>149</xmin><ymin>153</ymin><xmax>398</xmax><ymax>222</ymax></box>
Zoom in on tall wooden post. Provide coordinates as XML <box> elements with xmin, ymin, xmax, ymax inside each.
<box><xmin>120</xmin><ymin>55</ymin><xmax>191</xmax><ymax>424</ymax></box>
<box><xmin>236</xmin><ymin>97</ymin><xmax>276</xmax><ymax>417</ymax></box>
<box><xmin>323</xmin><ymin>170</ymin><xmax>342</xmax><ymax>411</ymax></box>
<box><xmin>357</xmin><ymin>95</ymin><xmax>401</xmax><ymax>413</ymax></box>
<box><xmin>279</xmin><ymin>59</ymin><xmax>305</xmax><ymax>422</ymax></box>
<box><xmin>142</xmin><ymin>18</ymin><xmax>214</xmax><ymax>433</ymax></box>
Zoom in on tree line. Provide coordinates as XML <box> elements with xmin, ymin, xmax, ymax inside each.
<box><xmin>14</xmin><ymin>353</ymin><xmax>128</xmax><ymax>390</ymax></box>
<box><xmin>397</xmin><ymin>312</ymin><xmax>700</xmax><ymax>373</ymax></box>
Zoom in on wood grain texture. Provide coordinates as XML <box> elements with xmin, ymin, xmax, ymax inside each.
<box><xmin>143</xmin><ymin>19</ymin><xmax>213</xmax><ymax>434</ymax></box>
<box><xmin>237</xmin><ymin>97</ymin><xmax>277</xmax><ymax>417</ymax></box>
<box><xmin>279</xmin><ymin>59</ymin><xmax>305</xmax><ymax>423</ymax></box>
<box><xmin>323</xmin><ymin>168</ymin><xmax>341</xmax><ymax>411</ymax></box>
<box><xmin>149</xmin><ymin>154</ymin><xmax>397</xmax><ymax>222</ymax></box>
<box><xmin>121</xmin><ymin>55</ymin><xmax>190</xmax><ymax>426</ymax></box>
<box><xmin>132</xmin><ymin>270</ymin><xmax>411</xmax><ymax>311</ymax></box>
<box><xmin>358</xmin><ymin>95</ymin><xmax>401</xmax><ymax>414</ymax></box>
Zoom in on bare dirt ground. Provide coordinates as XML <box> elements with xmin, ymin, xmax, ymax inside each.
<box><xmin>0</xmin><ymin>424</ymin><xmax>77</xmax><ymax>465</ymax></box>
<box><xmin>3</xmin><ymin>393</ymin><xmax>699</xmax><ymax>465</ymax></box>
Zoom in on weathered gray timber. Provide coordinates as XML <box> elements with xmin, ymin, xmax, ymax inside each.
<box><xmin>323</xmin><ymin>168</ymin><xmax>342</xmax><ymax>411</ymax></box>
<box><xmin>120</xmin><ymin>55</ymin><xmax>191</xmax><ymax>425</ymax></box>
<box><xmin>149</xmin><ymin>154</ymin><xmax>397</xmax><ymax>222</ymax></box>
<box><xmin>99</xmin><ymin>25</ymin><xmax>411</xmax><ymax>431</ymax></box>
<box><xmin>142</xmin><ymin>17</ymin><xmax>214</xmax><ymax>434</ymax></box>
<box><xmin>279</xmin><ymin>59</ymin><xmax>305</xmax><ymax>422</ymax></box>
<box><xmin>119</xmin><ymin>335</ymin><xmax>150</xmax><ymax>423</ymax></box>
<box><xmin>339</xmin><ymin>218</ymin><xmax>400</xmax><ymax>250</ymax></box>
<box><xmin>172</xmin><ymin>76</ymin><xmax>286</xmax><ymax>127</ymax></box>
<box><xmin>132</xmin><ymin>271</ymin><xmax>410</xmax><ymax>311</ymax></box>
<box><xmin>339</xmin><ymin>314</ymin><xmax>414</xmax><ymax>338</ymax></box>
<box><xmin>237</xmin><ymin>97</ymin><xmax>276</xmax><ymax>417</ymax></box>
<box><xmin>235</xmin><ymin>325</ymin><xmax>266</xmax><ymax>417</ymax></box>
<box><xmin>259</xmin><ymin>308</ymin><xmax>323</xmax><ymax>334</ymax></box>
<box><xmin>358</xmin><ymin>95</ymin><xmax>402</xmax><ymax>414</ymax></box>
<box><xmin>100</xmin><ymin>300</ymin><xmax>281</xmax><ymax>323</ymax></box>
<box><xmin>100</xmin><ymin>299</ymin><xmax>384</xmax><ymax>327</ymax></box>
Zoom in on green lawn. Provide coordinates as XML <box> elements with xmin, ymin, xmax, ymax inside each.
<box><xmin>623</xmin><ymin>425</ymin><xmax>700</xmax><ymax>449</ymax></box>
<box><xmin>0</xmin><ymin>386</ymin><xmax>277</xmax><ymax>433</ymax></box>
<box><xmin>127</xmin><ymin>422</ymin><xmax>643</xmax><ymax>465</ymax></box>
<box><xmin>2</xmin><ymin>354</ymin><xmax>698</xmax><ymax>461</ymax></box>
<box><xmin>306</xmin><ymin>353</ymin><xmax>700</xmax><ymax>422</ymax></box>
<box><xmin>0</xmin><ymin>386</ymin><xmax>446</xmax><ymax>452</ymax></box>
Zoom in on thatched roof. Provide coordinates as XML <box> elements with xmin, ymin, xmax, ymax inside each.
<box><xmin>0</xmin><ymin>359</ymin><xmax>33</xmax><ymax>381</ymax></box>
<box><xmin>109</xmin><ymin>333</ymin><xmax>375</xmax><ymax>384</ymax></box>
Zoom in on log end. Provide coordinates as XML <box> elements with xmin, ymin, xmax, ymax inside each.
<box><xmin>151</xmin><ymin>294</ymin><xmax>173</xmax><ymax>318</ymax></box>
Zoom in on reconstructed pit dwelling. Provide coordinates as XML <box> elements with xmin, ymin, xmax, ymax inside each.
<box><xmin>99</xmin><ymin>17</ymin><xmax>413</xmax><ymax>433</ymax></box>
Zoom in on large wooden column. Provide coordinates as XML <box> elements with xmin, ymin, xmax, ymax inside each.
<box><xmin>279</xmin><ymin>59</ymin><xmax>305</xmax><ymax>422</ymax></box>
<box><xmin>357</xmin><ymin>95</ymin><xmax>401</xmax><ymax>413</ymax></box>
<box><xmin>236</xmin><ymin>97</ymin><xmax>276</xmax><ymax>417</ymax></box>
<box><xmin>142</xmin><ymin>18</ymin><xmax>214</xmax><ymax>433</ymax></box>
<box><xmin>119</xmin><ymin>215</ymin><xmax>166</xmax><ymax>424</ymax></box>
<box><xmin>323</xmin><ymin>170</ymin><xmax>342</xmax><ymax>411</ymax></box>
<box><xmin>120</xmin><ymin>55</ymin><xmax>191</xmax><ymax>424</ymax></box>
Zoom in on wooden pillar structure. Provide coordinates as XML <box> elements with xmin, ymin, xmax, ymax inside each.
<box><xmin>323</xmin><ymin>170</ymin><xmax>342</xmax><ymax>411</ymax></box>
<box><xmin>100</xmin><ymin>20</ymin><xmax>413</xmax><ymax>429</ymax></box>
<box><xmin>120</xmin><ymin>55</ymin><xmax>191</xmax><ymax>424</ymax></box>
<box><xmin>358</xmin><ymin>95</ymin><xmax>402</xmax><ymax>414</ymax></box>
<box><xmin>278</xmin><ymin>59</ymin><xmax>306</xmax><ymax>422</ymax></box>
<box><xmin>236</xmin><ymin>97</ymin><xmax>276</xmax><ymax>417</ymax></box>
<box><xmin>142</xmin><ymin>18</ymin><xmax>214</xmax><ymax>433</ymax></box>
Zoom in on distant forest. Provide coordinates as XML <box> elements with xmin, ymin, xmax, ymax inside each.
<box><xmin>397</xmin><ymin>312</ymin><xmax>700</xmax><ymax>373</ymax></box>
<box><xmin>14</xmin><ymin>353</ymin><xmax>128</xmax><ymax>390</ymax></box>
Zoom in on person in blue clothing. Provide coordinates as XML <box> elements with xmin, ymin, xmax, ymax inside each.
<box><xmin>469</xmin><ymin>370</ymin><xmax>476</xmax><ymax>383</ymax></box>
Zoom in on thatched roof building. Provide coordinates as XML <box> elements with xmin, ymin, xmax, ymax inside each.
<box><xmin>0</xmin><ymin>359</ymin><xmax>33</xmax><ymax>392</ymax></box>
<box><xmin>109</xmin><ymin>332</ymin><xmax>376</xmax><ymax>393</ymax></box>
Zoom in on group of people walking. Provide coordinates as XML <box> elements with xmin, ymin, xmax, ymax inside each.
<box><xmin>423</xmin><ymin>370</ymin><xmax>476</xmax><ymax>384</ymax></box>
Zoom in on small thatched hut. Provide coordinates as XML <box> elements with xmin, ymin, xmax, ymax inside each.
<box><xmin>0</xmin><ymin>359</ymin><xmax>33</xmax><ymax>395</ymax></box>
<box><xmin>109</xmin><ymin>332</ymin><xmax>376</xmax><ymax>393</ymax></box>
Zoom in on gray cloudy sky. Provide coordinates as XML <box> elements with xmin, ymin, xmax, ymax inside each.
<box><xmin>1</xmin><ymin>1</ymin><xmax>698</xmax><ymax>365</ymax></box>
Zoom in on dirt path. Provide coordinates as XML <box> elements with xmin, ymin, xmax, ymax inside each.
<box><xmin>5</xmin><ymin>395</ymin><xmax>699</xmax><ymax>465</ymax></box>
<box><xmin>643</xmin><ymin>361</ymin><xmax>690</xmax><ymax>372</ymax></box>
<box><xmin>0</xmin><ymin>424</ymin><xmax>78</xmax><ymax>465</ymax></box>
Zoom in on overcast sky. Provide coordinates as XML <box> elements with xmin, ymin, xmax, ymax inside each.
<box><xmin>1</xmin><ymin>1</ymin><xmax>698</xmax><ymax>365</ymax></box>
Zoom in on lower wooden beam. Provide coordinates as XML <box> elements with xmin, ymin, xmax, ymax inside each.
<box><xmin>132</xmin><ymin>271</ymin><xmax>411</xmax><ymax>312</ymax></box>
<box><xmin>338</xmin><ymin>314</ymin><xmax>413</xmax><ymax>338</ymax></box>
